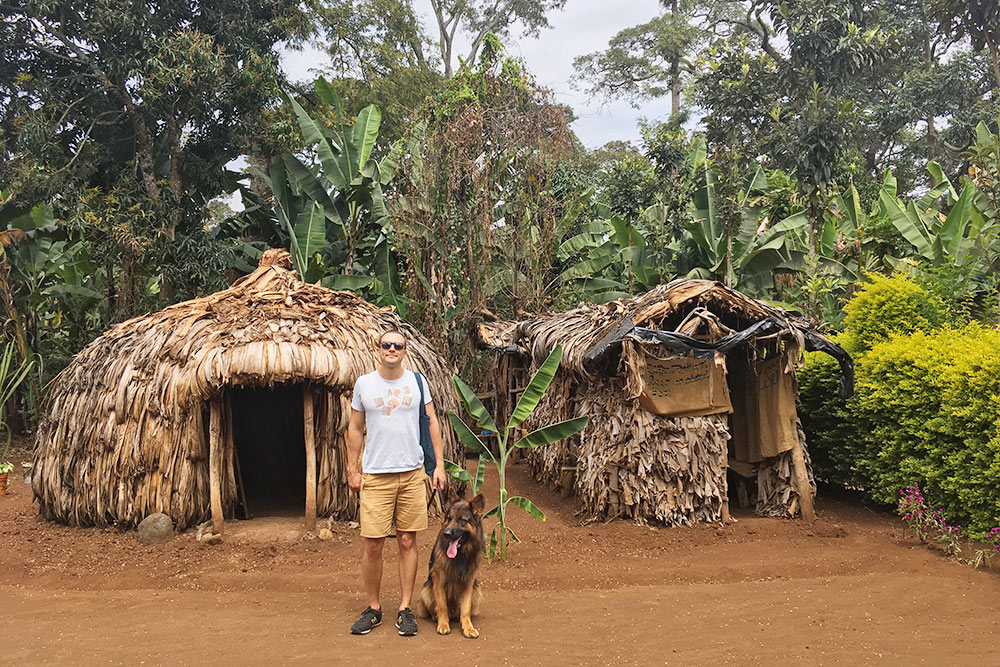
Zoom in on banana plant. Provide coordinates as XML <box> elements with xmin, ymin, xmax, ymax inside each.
<box><xmin>877</xmin><ymin>164</ymin><xmax>988</xmax><ymax>269</ymax></box>
<box><xmin>254</xmin><ymin>78</ymin><xmax>419</xmax><ymax>313</ymax></box>
<box><xmin>556</xmin><ymin>214</ymin><xmax>663</xmax><ymax>303</ymax></box>
<box><xmin>444</xmin><ymin>345</ymin><xmax>588</xmax><ymax>562</ymax></box>
<box><xmin>679</xmin><ymin>162</ymin><xmax>806</xmax><ymax>294</ymax></box>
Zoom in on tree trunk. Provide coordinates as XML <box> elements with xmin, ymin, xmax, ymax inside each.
<box><xmin>670</xmin><ymin>0</ymin><xmax>681</xmax><ymax>116</ymax></box>
<box><xmin>987</xmin><ymin>36</ymin><xmax>1000</xmax><ymax>90</ymax></box>
<box><xmin>164</xmin><ymin>115</ymin><xmax>183</xmax><ymax>241</ymax></box>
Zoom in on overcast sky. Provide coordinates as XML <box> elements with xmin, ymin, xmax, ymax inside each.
<box><xmin>281</xmin><ymin>0</ymin><xmax>666</xmax><ymax>149</ymax></box>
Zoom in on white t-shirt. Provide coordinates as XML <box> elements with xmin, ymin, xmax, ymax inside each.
<box><xmin>351</xmin><ymin>369</ymin><xmax>433</xmax><ymax>474</ymax></box>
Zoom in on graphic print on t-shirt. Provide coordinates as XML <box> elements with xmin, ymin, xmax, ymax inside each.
<box><xmin>373</xmin><ymin>386</ymin><xmax>413</xmax><ymax>416</ymax></box>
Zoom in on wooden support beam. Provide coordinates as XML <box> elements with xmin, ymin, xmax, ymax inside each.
<box><xmin>789</xmin><ymin>438</ymin><xmax>815</xmax><ymax>520</ymax></box>
<box><xmin>209</xmin><ymin>397</ymin><xmax>224</xmax><ymax>534</ymax></box>
<box><xmin>304</xmin><ymin>386</ymin><xmax>317</xmax><ymax>531</ymax></box>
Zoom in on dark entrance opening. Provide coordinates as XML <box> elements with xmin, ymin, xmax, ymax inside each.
<box><xmin>229</xmin><ymin>383</ymin><xmax>306</xmax><ymax>517</ymax></box>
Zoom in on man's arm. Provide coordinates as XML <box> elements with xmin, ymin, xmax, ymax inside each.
<box><xmin>426</xmin><ymin>400</ymin><xmax>447</xmax><ymax>490</ymax></box>
<box><xmin>346</xmin><ymin>407</ymin><xmax>365</xmax><ymax>491</ymax></box>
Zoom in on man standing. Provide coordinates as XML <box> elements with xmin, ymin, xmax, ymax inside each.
<box><xmin>347</xmin><ymin>329</ymin><xmax>447</xmax><ymax>637</ymax></box>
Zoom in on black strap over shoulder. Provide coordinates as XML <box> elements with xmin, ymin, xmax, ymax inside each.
<box><xmin>414</xmin><ymin>372</ymin><xmax>435</xmax><ymax>474</ymax></box>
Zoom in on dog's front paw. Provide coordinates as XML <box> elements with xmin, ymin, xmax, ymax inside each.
<box><xmin>461</xmin><ymin>623</ymin><xmax>479</xmax><ymax>639</ymax></box>
<box><xmin>436</xmin><ymin>622</ymin><xmax>451</xmax><ymax>635</ymax></box>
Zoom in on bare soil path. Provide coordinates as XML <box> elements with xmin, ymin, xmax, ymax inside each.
<box><xmin>2</xmin><ymin>441</ymin><xmax>998</xmax><ymax>666</ymax></box>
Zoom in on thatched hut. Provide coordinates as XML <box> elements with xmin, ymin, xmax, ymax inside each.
<box><xmin>33</xmin><ymin>249</ymin><xmax>462</xmax><ymax>531</ymax></box>
<box><xmin>477</xmin><ymin>279</ymin><xmax>851</xmax><ymax>526</ymax></box>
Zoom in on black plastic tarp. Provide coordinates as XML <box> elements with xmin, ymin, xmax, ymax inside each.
<box><xmin>583</xmin><ymin>318</ymin><xmax>854</xmax><ymax>398</ymax></box>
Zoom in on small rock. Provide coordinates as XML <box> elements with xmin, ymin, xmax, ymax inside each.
<box><xmin>318</xmin><ymin>528</ymin><xmax>334</xmax><ymax>541</ymax></box>
<box><xmin>137</xmin><ymin>513</ymin><xmax>175</xmax><ymax>545</ymax></box>
<box><xmin>348</xmin><ymin>521</ymin><xmax>359</xmax><ymax>530</ymax></box>
<box><xmin>195</xmin><ymin>521</ymin><xmax>212</xmax><ymax>541</ymax></box>
<box><xmin>200</xmin><ymin>533</ymin><xmax>222</xmax><ymax>546</ymax></box>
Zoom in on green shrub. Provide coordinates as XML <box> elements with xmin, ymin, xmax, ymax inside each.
<box><xmin>797</xmin><ymin>348</ymin><xmax>862</xmax><ymax>488</ymax></box>
<box><xmin>853</xmin><ymin>324</ymin><xmax>1000</xmax><ymax>539</ymax></box>
<box><xmin>840</xmin><ymin>273</ymin><xmax>947</xmax><ymax>354</ymax></box>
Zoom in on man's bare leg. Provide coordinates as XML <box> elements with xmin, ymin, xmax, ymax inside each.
<box><xmin>397</xmin><ymin>531</ymin><xmax>417</xmax><ymax>610</ymax></box>
<box><xmin>362</xmin><ymin>537</ymin><xmax>385</xmax><ymax>609</ymax></box>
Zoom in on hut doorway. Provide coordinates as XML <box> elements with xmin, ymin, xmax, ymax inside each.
<box><xmin>229</xmin><ymin>383</ymin><xmax>307</xmax><ymax>517</ymax></box>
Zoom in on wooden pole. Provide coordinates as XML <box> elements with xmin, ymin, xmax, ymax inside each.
<box><xmin>209</xmin><ymin>397</ymin><xmax>224</xmax><ymax>534</ymax></box>
<box><xmin>720</xmin><ymin>447</ymin><xmax>731</xmax><ymax>524</ymax></box>
<box><xmin>789</xmin><ymin>438</ymin><xmax>815</xmax><ymax>520</ymax></box>
<box><xmin>304</xmin><ymin>386</ymin><xmax>317</xmax><ymax>531</ymax></box>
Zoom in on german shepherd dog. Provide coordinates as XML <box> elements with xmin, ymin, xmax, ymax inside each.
<box><xmin>416</xmin><ymin>487</ymin><xmax>485</xmax><ymax>638</ymax></box>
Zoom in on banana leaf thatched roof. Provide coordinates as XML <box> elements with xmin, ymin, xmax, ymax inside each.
<box><xmin>476</xmin><ymin>278</ymin><xmax>851</xmax><ymax>392</ymax></box>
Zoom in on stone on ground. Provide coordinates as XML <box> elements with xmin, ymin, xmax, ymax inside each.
<box><xmin>137</xmin><ymin>513</ymin><xmax>174</xmax><ymax>545</ymax></box>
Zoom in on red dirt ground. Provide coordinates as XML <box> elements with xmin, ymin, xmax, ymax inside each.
<box><xmin>2</xmin><ymin>438</ymin><xmax>999</xmax><ymax>666</ymax></box>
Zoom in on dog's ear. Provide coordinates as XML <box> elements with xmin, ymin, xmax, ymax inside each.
<box><xmin>469</xmin><ymin>492</ymin><xmax>485</xmax><ymax>515</ymax></box>
<box><xmin>445</xmin><ymin>485</ymin><xmax>459</xmax><ymax>505</ymax></box>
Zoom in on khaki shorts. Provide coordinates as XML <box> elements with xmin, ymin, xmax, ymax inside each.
<box><xmin>359</xmin><ymin>468</ymin><xmax>428</xmax><ymax>538</ymax></box>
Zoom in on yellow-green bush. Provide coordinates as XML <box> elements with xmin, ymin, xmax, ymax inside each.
<box><xmin>839</xmin><ymin>273</ymin><xmax>947</xmax><ymax>354</ymax></box>
<box><xmin>853</xmin><ymin>324</ymin><xmax>1000</xmax><ymax>539</ymax></box>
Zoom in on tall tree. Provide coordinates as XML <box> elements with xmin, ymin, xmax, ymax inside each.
<box><xmin>572</xmin><ymin>0</ymin><xmax>733</xmax><ymax>117</ymax></box>
<box><xmin>429</xmin><ymin>0</ymin><xmax>567</xmax><ymax>77</ymax></box>
<box><xmin>0</xmin><ymin>0</ymin><xmax>312</xmax><ymax>317</ymax></box>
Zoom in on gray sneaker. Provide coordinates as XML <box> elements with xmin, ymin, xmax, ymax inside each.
<box><xmin>396</xmin><ymin>607</ymin><xmax>418</xmax><ymax>636</ymax></box>
<box><xmin>350</xmin><ymin>606</ymin><xmax>382</xmax><ymax>635</ymax></box>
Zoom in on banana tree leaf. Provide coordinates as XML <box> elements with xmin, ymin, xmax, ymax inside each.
<box><xmin>293</xmin><ymin>202</ymin><xmax>326</xmax><ymax>273</ymax></box>
<box><xmin>558</xmin><ymin>248</ymin><xmax>617</xmax><ymax>283</ymax></box>
<box><xmin>508</xmin><ymin>496</ymin><xmax>546</xmax><ymax>521</ymax></box>
<box><xmin>284</xmin><ymin>91</ymin><xmax>331</xmax><ymax>148</ymax></box>
<box><xmin>738</xmin><ymin>245</ymin><xmax>787</xmax><ymax>278</ymax></box>
<box><xmin>451</xmin><ymin>375</ymin><xmax>499</xmax><ymax>434</ymax></box>
<box><xmin>314</xmin><ymin>77</ymin><xmax>344</xmax><ymax>121</ymax></box>
<box><xmin>321</xmin><ymin>274</ymin><xmax>372</xmax><ymax>290</ymax></box>
<box><xmin>836</xmin><ymin>187</ymin><xmax>863</xmax><ymax>238</ymax></box>
<box><xmin>473</xmin><ymin>456</ymin><xmax>486</xmax><ymax>494</ymax></box>
<box><xmin>591</xmin><ymin>290</ymin><xmax>630</xmax><ymax>304</ymax></box>
<box><xmin>926</xmin><ymin>161</ymin><xmax>958</xmax><ymax>202</ymax></box>
<box><xmin>739</xmin><ymin>165</ymin><xmax>768</xmax><ymax>204</ymax></box>
<box><xmin>916</xmin><ymin>181</ymin><xmax>951</xmax><ymax>212</ymax></box>
<box><xmin>940</xmin><ymin>184</ymin><xmax>974</xmax><ymax>254</ymax></box>
<box><xmin>44</xmin><ymin>284</ymin><xmax>101</xmax><ymax>300</ymax></box>
<box><xmin>975</xmin><ymin>121</ymin><xmax>993</xmax><ymax>151</ymax></box>
<box><xmin>280</xmin><ymin>155</ymin><xmax>343</xmax><ymax>229</ymax></box>
<box><xmin>353</xmin><ymin>105</ymin><xmax>382</xmax><ymax>171</ymax></box>
<box><xmin>608</xmin><ymin>216</ymin><xmax>646</xmax><ymax>248</ymax></box>
<box><xmin>514</xmin><ymin>417</ymin><xmax>589</xmax><ymax>449</ymax></box>
<box><xmin>578</xmin><ymin>277</ymin><xmax>627</xmax><ymax>291</ymax></box>
<box><xmin>369</xmin><ymin>182</ymin><xmax>388</xmax><ymax>222</ymax></box>
<box><xmin>447</xmin><ymin>412</ymin><xmax>495</xmax><ymax>463</ymax></box>
<box><xmin>557</xmin><ymin>229</ymin><xmax>606</xmax><ymax>259</ymax></box>
<box><xmin>371</xmin><ymin>238</ymin><xmax>407</xmax><ymax>316</ymax></box>
<box><xmin>444</xmin><ymin>459</ymin><xmax>473</xmax><ymax>484</ymax></box>
<box><xmin>880</xmin><ymin>189</ymin><xmax>933</xmax><ymax>259</ymax></box>
<box><xmin>820</xmin><ymin>220</ymin><xmax>837</xmax><ymax>257</ymax></box>
<box><xmin>881</xmin><ymin>167</ymin><xmax>897</xmax><ymax>199</ymax></box>
<box><xmin>763</xmin><ymin>211</ymin><xmax>808</xmax><ymax>239</ymax></box>
<box><xmin>507</xmin><ymin>346</ymin><xmax>562</xmax><ymax>430</ymax></box>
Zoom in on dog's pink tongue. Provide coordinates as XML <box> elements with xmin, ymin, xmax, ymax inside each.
<box><xmin>446</xmin><ymin>539</ymin><xmax>460</xmax><ymax>559</ymax></box>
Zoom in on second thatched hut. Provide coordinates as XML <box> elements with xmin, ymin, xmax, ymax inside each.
<box><xmin>477</xmin><ymin>279</ymin><xmax>851</xmax><ymax>526</ymax></box>
<box><xmin>32</xmin><ymin>249</ymin><xmax>462</xmax><ymax>532</ymax></box>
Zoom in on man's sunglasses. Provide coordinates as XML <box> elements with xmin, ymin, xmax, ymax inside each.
<box><xmin>380</xmin><ymin>341</ymin><xmax>406</xmax><ymax>351</ymax></box>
